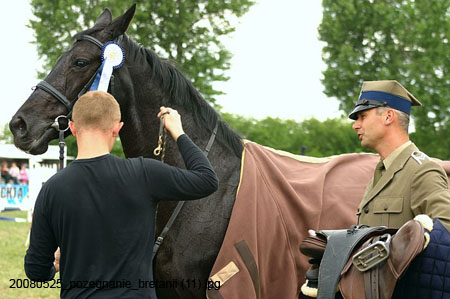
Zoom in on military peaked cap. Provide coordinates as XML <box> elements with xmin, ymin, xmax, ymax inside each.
<box><xmin>348</xmin><ymin>80</ymin><xmax>422</xmax><ymax>120</ymax></box>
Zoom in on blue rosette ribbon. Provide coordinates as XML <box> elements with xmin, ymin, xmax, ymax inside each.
<box><xmin>90</xmin><ymin>41</ymin><xmax>125</xmax><ymax>92</ymax></box>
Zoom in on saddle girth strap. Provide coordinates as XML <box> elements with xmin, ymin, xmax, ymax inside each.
<box><xmin>364</xmin><ymin>236</ymin><xmax>381</xmax><ymax>299</ymax></box>
<box><xmin>317</xmin><ymin>226</ymin><xmax>388</xmax><ymax>299</ymax></box>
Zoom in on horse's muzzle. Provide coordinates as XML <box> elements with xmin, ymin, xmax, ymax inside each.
<box><xmin>9</xmin><ymin>115</ymin><xmax>27</xmax><ymax>138</ymax></box>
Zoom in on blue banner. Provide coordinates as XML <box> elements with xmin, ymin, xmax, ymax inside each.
<box><xmin>0</xmin><ymin>184</ymin><xmax>29</xmax><ymax>210</ymax></box>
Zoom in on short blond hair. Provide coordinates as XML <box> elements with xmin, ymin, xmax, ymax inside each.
<box><xmin>72</xmin><ymin>91</ymin><xmax>121</xmax><ymax>132</ymax></box>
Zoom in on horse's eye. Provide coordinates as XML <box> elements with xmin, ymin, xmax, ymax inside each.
<box><xmin>73</xmin><ymin>60</ymin><xmax>89</xmax><ymax>68</ymax></box>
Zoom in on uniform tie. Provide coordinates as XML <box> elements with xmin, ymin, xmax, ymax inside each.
<box><xmin>373</xmin><ymin>160</ymin><xmax>385</xmax><ymax>186</ymax></box>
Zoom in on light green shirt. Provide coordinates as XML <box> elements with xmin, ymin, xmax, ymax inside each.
<box><xmin>381</xmin><ymin>140</ymin><xmax>412</xmax><ymax>174</ymax></box>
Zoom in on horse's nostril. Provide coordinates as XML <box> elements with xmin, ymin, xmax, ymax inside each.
<box><xmin>10</xmin><ymin>116</ymin><xmax>27</xmax><ymax>136</ymax></box>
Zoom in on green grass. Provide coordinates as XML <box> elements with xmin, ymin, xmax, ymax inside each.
<box><xmin>0</xmin><ymin>210</ymin><xmax>60</xmax><ymax>298</ymax></box>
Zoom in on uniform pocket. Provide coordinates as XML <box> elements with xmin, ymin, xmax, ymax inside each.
<box><xmin>373</xmin><ymin>197</ymin><xmax>404</xmax><ymax>227</ymax></box>
<box><xmin>373</xmin><ymin>197</ymin><xmax>403</xmax><ymax>214</ymax></box>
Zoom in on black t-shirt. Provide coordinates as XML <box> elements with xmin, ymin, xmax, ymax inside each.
<box><xmin>24</xmin><ymin>134</ymin><xmax>218</xmax><ymax>298</ymax></box>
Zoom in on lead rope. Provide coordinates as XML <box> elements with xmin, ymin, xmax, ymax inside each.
<box><xmin>51</xmin><ymin>116</ymin><xmax>70</xmax><ymax>171</ymax></box>
<box><xmin>153</xmin><ymin>113</ymin><xmax>169</xmax><ymax>162</ymax></box>
<box><xmin>152</xmin><ymin>121</ymin><xmax>219</xmax><ymax>260</ymax></box>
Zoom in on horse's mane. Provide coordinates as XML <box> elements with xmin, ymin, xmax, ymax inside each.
<box><xmin>121</xmin><ymin>34</ymin><xmax>243</xmax><ymax>158</ymax></box>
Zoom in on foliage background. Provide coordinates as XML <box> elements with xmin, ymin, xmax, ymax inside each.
<box><xmin>30</xmin><ymin>0</ymin><xmax>255</xmax><ymax>104</ymax></box>
<box><xmin>4</xmin><ymin>0</ymin><xmax>450</xmax><ymax>159</ymax></box>
<box><xmin>320</xmin><ymin>0</ymin><xmax>450</xmax><ymax>159</ymax></box>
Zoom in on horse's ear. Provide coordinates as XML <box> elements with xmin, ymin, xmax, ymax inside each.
<box><xmin>95</xmin><ymin>8</ymin><xmax>113</xmax><ymax>27</ymax></box>
<box><xmin>107</xmin><ymin>4</ymin><xmax>136</xmax><ymax>37</ymax></box>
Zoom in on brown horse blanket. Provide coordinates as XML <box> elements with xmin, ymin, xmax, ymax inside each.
<box><xmin>207</xmin><ymin>141</ymin><xmax>450</xmax><ymax>299</ymax></box>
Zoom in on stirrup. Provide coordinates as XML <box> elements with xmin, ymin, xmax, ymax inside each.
<box><xmin>352</xmin><ymin>233</ymin><xmax>391</xmax><ymax>272</ymax></box>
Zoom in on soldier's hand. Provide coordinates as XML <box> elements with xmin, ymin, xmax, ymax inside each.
<box><xmin>157</xmin><ymin>106</ymin><xmax>185</xmax><ymax>141</ymax></box>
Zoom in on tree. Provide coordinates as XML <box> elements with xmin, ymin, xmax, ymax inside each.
<box><xmin>0</xmin><ymin>123</ymin><xmax>13</xmax><ymax>144</ymax></box>
<box><xmin>319</xmin><ymin>0</ymin><xmax>450</xmax><ymax>159</ymax></box>
<box><xmin>222</xmin><ymin>113</ymin><xmax>364</xmax><ymax>157</ymax></box>
<box><xmin>298</xmin><ymin>118</ymin><xmax>366</xmax><ymax>157</ymax></box>
<box><xmin>29</xmin><ymin>0</ymin><xmax>254</xmax><ymax>104</ymax></box>
<box><xmin>50</xmin><ymin>136</ymin><xmax>125</xmax><ymax>158</ymax></box>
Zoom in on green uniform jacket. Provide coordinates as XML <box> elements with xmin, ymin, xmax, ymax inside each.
<box><xmin>358</xmin><ymin>143</ymin><xmax>450</xmax><ymax>229</ymax></box>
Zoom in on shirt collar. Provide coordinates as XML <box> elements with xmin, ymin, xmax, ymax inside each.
<box><xmin>382</xmin><ymin>140</ymin><xmax>412</xmax><ymax>170</ymax></box>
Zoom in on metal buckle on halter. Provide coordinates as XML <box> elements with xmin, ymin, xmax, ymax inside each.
<box><xmin>155</xmin><ymin>236</ymin><xmax>164</xmax><ymax>246</ymax></box>
<box><xmin>352</xmin><ymin>233</ymin><xmax>391</xmax><ymax>272</ymax></box>
<box><xmin>51</xmin><ymin>115</ymin><xmax>70</xmax><ymax>132</ymax></box>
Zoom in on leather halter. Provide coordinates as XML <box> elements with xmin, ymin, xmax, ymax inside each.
<box><xmin>35</xmin><ymin>35</ymin><xmax>106</xmax><ymax>171</ymax></box>
<box><xmin>35</xmin><ymin>35</ymin><xmax>105</xmax><ymax>118</ymax></box>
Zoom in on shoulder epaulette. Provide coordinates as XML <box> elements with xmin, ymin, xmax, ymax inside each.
<box><xmin>411</xmin><ymin>150</ymin><xmax>430</xmax><ymax>165</ymax></box>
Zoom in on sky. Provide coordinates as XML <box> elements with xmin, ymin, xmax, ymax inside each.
<box><xmin>0</xmin><ymin>0</ymin><xmax>344</xmax><ymax>128</ymax></box>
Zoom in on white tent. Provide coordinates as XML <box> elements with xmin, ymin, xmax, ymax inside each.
<box><xmin>0</xmin><ymin>144</ymin><xmax>64</xmax><ymax>160</ymax></box>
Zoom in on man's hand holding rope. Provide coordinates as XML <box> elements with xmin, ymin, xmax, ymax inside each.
<box><xmin>157</xmin><ymin>106</ymin><xmax>185</xmax><ymax>141</ymax></box>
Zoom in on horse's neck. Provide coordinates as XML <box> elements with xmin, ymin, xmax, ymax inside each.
<box><xmin>115</xmin><ymin>38</ymin><xmax>229</xmax><ymax>161</ymax></box>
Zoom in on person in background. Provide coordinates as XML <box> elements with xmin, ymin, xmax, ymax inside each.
<box><xmin>9</xmin><ymin>162</ymin><xmax>20</xmax><ymax>184</ymax></box>
<box><xmin>1</xmin><ymin>161</ymin><xmax>10</xmax><ymax>183</ymax></box>
<box><xmin>19</xmin><ymin>164</ymin><xmax>29</xmax><ymax>185</ymax></box>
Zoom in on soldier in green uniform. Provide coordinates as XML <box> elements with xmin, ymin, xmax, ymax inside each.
<box><xmin>349</xmin><ymin>80</ymin><xmax>450</xmax><ymax>230</ymax></box>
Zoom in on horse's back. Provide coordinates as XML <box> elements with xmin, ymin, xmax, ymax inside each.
<box><xmin>208</xmin><ymin>142</ymin><xmax>379</xmax><ymax>298</ymax></box>
<box><xmin>258</xmin><ymin>144</ymin><xmax>380</xmax><ymax>229</ymax></box>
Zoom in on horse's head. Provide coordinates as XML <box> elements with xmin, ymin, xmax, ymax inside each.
<box><xmin>10</xmin><ymin>5</ymin><xmax>136</xmax><ymax>154</ymax></box>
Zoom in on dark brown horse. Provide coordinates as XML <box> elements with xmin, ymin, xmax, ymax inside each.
<box><xmin>11</xmin><ymin>5</ymin><xmax>241</xmax><ymax>298</ymax></box>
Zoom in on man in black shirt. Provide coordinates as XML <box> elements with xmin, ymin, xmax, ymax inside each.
<box><xmin>24</xmin><ymin>91</ymin><xmax>219</xmax><ymax>298</ymax></box>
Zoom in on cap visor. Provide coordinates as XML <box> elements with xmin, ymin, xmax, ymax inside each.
<box><xmin>348</xmin><ymin>104</ymin><xmax>379</xmax><ymax>120</ymax></box>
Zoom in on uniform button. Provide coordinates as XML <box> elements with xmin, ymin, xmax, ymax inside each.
<box><xmin>384</xmin><ymin>205</ymin><xmax>388</xmax><ymax>211</ymax></box>
<box><xmin>364</xmin><ymin>207</ymin><xmax>369</xmax><ymax>213</ymax></box>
